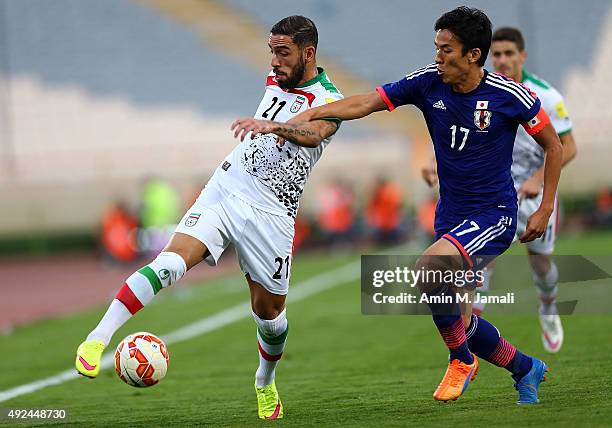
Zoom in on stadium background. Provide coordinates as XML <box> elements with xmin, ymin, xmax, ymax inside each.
<box><xmin>0</xmin><ymin>1</ymin><xmax>611</xmax><ymax>426</ymax></box>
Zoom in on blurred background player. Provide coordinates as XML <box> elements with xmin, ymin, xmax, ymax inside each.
<box><xmin>316</xmin><ymin>178</ymin><xmax>355</xmax><ymax>247</ymax></box>
<box><xmin>138</xmin><ymin>177</ymin><xmax>181</xmax><ymax>257</ymax></box>
<box><xmin>76</xmin><ymin>15</ymin><xmax>343</xmax><ymax>420</ymax></box>
<box><xmin>471</xmin><ymin>27</ymin><xmax>577</xmax><ymax>354</ymax></box>
<box><xmin>100</xmin><ymin>201</ymin><xmax>138</xmax><ymax>264</ymax></box>
<box><xmin>366</xmin><ymin>177</ymin><xmax>405</xmax><ymax>244</ymax></box>
<box><xmin>232</xmin><ymin>6</ymin><xmax>562</xmax><ymax>405</ymax></box>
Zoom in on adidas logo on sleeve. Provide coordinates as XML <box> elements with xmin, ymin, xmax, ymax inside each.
<box><xmin>433</xmin><ymin>100</ymin><xmax>446</xmax><ymax>110</ymax></box>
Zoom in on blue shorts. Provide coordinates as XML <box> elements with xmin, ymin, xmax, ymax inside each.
<box><xmin>435</xmin><ymin>205</ymin><xmax>517</xmax><ymax>271</ymax></box>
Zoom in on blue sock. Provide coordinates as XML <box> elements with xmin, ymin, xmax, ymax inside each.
<box><xmin>509</xmin><ymin>350</ymin><xmax>533</xmax><ymax>381</ymax></box>
<box><xmin>466</xmin><ymin>315</ymin><xmax>532</xmax><ymax>378</ymax></box>
<box><xmin>421</xmin><ymin>274</ymin><xmax>472</xmax><ymax>364</ymax></box>
<box><xmin>433</xmin><ymin>314</ymin><xmax>473</xmax><ymax>364</ymax></box>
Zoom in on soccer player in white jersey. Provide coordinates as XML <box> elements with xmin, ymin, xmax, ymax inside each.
<box><xmin>471</xmin><ymin>27</ymin><xmax>577</xmax><ymax>352</ymax></box>
<box><xmin>75</xmin><ymin>15</ymin><xmax>343</xmax><ymax>420</ymax></box>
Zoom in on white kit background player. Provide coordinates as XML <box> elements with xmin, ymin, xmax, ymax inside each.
<box><xmin>475</xmin><ymin>27</ymin><xmax>577</xmax><ymax>352</ymax></box>
<box><xmin>75</xmin><ymin>15</ymin><xmax>343</xmax><ymax>420</ymax></box>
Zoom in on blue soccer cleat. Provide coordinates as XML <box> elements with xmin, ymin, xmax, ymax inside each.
<box><xmin>514</xmin><ymin>357</ymin><xmax>549</xmax><ymax>404</ymax></box>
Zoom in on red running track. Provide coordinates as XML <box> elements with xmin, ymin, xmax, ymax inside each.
<box><xmin>0</xmin><ymin>252</ymin><xmax>239</xmax><ymax>332</ymax></box>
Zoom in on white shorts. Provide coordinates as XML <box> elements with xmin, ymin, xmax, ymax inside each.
<box><xmin>174</xmin><ymin>183</ymin><xmax>295</xmax><ymax>295</ymax></box>
<box><xmin>515</xmin><ymin>191</ymin><xmax>558</xmax><ymax>255</ymax></box>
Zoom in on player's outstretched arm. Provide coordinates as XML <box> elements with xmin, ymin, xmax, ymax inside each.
<box><xmin>519</xmin><ymin>122</ymin><xmax>563</xmax><ymax>243</ymax></box>
<box><xmin>295</xmin><ymin>91</ymin><xmax>387</xmax><ymax>123</ymax></box>
<box><xmin>231</xmin><ymin>117</ymin><xmax>338</xmax><ymax>148</ymax></box>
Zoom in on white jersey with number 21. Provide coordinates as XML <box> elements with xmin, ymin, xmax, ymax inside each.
<box><xmin>209</xmin><ymin>68</ymin><xmax>343</xmax><ymax>218</ymax></box>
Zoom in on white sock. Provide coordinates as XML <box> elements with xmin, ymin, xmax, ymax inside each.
<box><xmin>534</xmin><ymin>262</ymin><xmax>559</xmax><ymax>314</ymax></box>
<box><xmin>86</xmin><ymin>251</ymin><xmax>187</xmax><ymax>346</ymax></box>
<box><xmin>254</xmin><ymin>309</ymin><xmax>288</xmax><ymax>388</ymax></box>
<box><xmin>87</xmin><ymin>299</ymin><xmax>131</xmax><ymax>346</ymax></box>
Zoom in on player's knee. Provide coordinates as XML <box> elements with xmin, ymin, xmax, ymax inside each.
<box><xmin>532</xmin><ymin>259</ymin><xmax>558</xmax><ymax>286</ymax></box>
<box><xmin>415</xmin><ymin>255</ymin><xmax>449</xmax><ymax>295</ymax></box>
<box><xmin>529</xmin><ymin>253</ymin><xmax>552</xmax><ymax>278</ymax></box>
<box><xmin>148</xmin><ymin>251</ymin><xmax>187</xmax><ymax>289</ymax></box>
<box><xmin>252</xmin><ymin>299</ymin><xmax>285</xmax><ymax>320</ymax></box>
<box><xmin>252</xmin><ymin>308</ymin><xmax>288</xmax><ymax>338</ymax></box>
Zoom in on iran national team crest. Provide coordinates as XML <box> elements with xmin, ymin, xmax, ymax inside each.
<box><xmin>290</xmin><ymin>95</ymin><xmax>306</xmax><ymax>113</ymax></box>
<box><xmin>185</xmin><ymin>213</ymin><xmax>201</xmax><ymax>227</ymax></box>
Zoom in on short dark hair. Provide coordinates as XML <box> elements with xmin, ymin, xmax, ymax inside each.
<box><xmin>434</xmin><ymin>6</ymin><xmax>492</xmax><ymax>67</ymax></box>
<box><xmin>270</xmin><ymin>15</ymin><xmax>318</xmax><ymax>51</ymax></box>
<box><xmin>492</xmin><ymin>27</ymin><xmax>525</xmax><ymax>51</ymax></box>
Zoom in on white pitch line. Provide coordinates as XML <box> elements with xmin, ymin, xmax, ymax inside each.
<box><xmin>0</xmin><ymin>260</ymin><xmax>360</xmax><ymax>403</ymax></box>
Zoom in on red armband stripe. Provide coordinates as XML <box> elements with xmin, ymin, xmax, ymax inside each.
<box><xmin>522</xmin><ymin>107</ymin><xmax>550</xmax><ymax>136</ymax></box>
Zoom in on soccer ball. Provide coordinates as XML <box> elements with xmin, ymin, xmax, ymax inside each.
<box><xmin>115</xmin><ymin>332</ymin><xmax>169</xmax><ymax>387</ymax></box>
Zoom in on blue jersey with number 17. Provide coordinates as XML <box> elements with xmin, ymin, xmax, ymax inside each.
<box><xmin>377</xmin><ymin>63</ymin><xmax>545</xmax><ymax>233</ymax></box>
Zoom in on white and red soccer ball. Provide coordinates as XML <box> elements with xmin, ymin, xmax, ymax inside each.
<box><xmin>115</xmin><ymin>332</ymin><xmax>169</xmax><ymax>387</ymax></box>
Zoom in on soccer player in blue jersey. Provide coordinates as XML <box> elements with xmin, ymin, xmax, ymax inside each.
<box><xmin>232</xmin><ymin>7</ymin><xmax>562</xmax><ymax>404</ymax></box>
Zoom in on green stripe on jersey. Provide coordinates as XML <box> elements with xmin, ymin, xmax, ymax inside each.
<box><xmin>320</xmin><ymin>70</ymin><xmax>339</xmax><ymax>94</ymax></box>
<box><xmin>522</xmin><ymin>70</ymin><xmax>551</xmax><ymax>90</ymax></box>
<box><xmin>258</xmin><ymin>326</ymin><xmax>289</xmax><ymax>345</ymax></box>
<box><xmin>297</xmin><ymin>67</ymin><xmax>325</xmax><ymax>88</ymax></box>
<box><xmin>138</xmin><ymin>266</ymin><xmax>163</xmax><ymax>294</ymax></box>
<box><xmin>296</xmin><ymin>67</ymin><xmax>339</xmax><ymax>93</ymax></box>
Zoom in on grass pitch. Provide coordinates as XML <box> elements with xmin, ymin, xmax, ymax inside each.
<box><xmin>1</xmin><ymin>232</ymin><xmax>611</xmax><ymax>427</ymax></box>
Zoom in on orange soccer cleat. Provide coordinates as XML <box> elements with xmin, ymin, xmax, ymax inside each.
<box><xmin>433</xmin><ymin>354</ymin><xmax>479</xmax><ymax>401</ymax></box>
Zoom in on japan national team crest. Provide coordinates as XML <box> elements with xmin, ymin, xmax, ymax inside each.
<box><xmin>185</xmin><ymin>213</ymin><xmax>201</xmax><ymax>227</ymax></box>
<box><xmin>473</xmin><ymin>109</ymin><xmax>492</xmax><ymax>130</ymax></box>
<box><xmin>290</xmin><ymin>95</ymin><xmax>306</xmax><ymax>113</ymax></box>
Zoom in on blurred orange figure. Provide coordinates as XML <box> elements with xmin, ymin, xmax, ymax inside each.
<box><xmin>101</xmin><ymin>203</ymin><xmax>139</xmax><ymax>262</ymax></box>
<box><xmin>418</xmin><ymin>195</ymin><xmax>438</xmax><ymax>238</ymax></box>
<box><xmin>366</xmin><ymin>178</ymin><xmax>404</xmax><ymax>242</ymax></box>
<box><xmin>293</xmin><ymin>215</ymin><xmax>312</xmax><ymax>251</ymax></box>
<box><xmin>597</xmin><ymin>188</ymin><xmax>612</xmax><ymax>214</ymax></box>
<box><xmin>317</xmin><ymin>180</ymin><xmax>354</xmax><ymax>242</ymax></box>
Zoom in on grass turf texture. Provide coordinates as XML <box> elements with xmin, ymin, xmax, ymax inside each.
<box><xmin>1</xmin><ymin>232</ymin><xmax>611</xmax><ymax>427</ymax></box>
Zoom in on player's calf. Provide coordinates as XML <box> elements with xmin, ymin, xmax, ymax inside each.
<box><xmin>415</xmin><ymin>253</ymin><xmax>474</xmax><ymax>366</ymax></box>
<box><xmin>85</xmin><ymin>251</ymin><xmax>187</xmax><ymax>347</ymax></box>
<box><xmin>532</xmin><ymin>259</ymin><xmax>559</xmax><ymax>314</ymax></box>
<box><xmin>253</xmin><ymin>308</ymin><xmax>288</xmax><ymax>388</ymax></box>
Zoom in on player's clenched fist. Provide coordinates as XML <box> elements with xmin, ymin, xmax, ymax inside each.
<box><xmin>231</xmin><ymin>118</ymin><xmax>277</xmax><ymax>142</ymax></box>
<box><xmin>519</xmin><ymin>207</ymin><xmax>553</xmax><ymax>242</ymax></box>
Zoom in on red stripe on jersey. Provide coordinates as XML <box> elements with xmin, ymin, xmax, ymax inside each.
<box><xmin>266</xmin><ymin>75</ymin><xmax>315</xmax><ymax>106</ymax></box>
<box><xmin>116</xmin><ymin>284</ymin><xmax>143</xmax><ymax>315</ymax></box>
<box><xmin>376</xmin><ymin>86</ymin><xmax>395</xmax><ymax>111</ymax></box>
<box><xmin>266</xmin><ymin>75</ymin><xmax>278</xmax><ymax>87</ymax></box>
<box><xmin>523</xmin><ymin>107</ymin><xmax>550</xmax><ymax>136</ymax></box>
<box><xmin>288</xmin><ymin>88</ymin><xmax>315</xmax><ymax>106</ymax></box>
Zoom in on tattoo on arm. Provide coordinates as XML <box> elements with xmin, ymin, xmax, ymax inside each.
<box><xmin>278</xmin><ymin>124</ymin><xmax>318</xmax><ymax>139</ymax></box>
